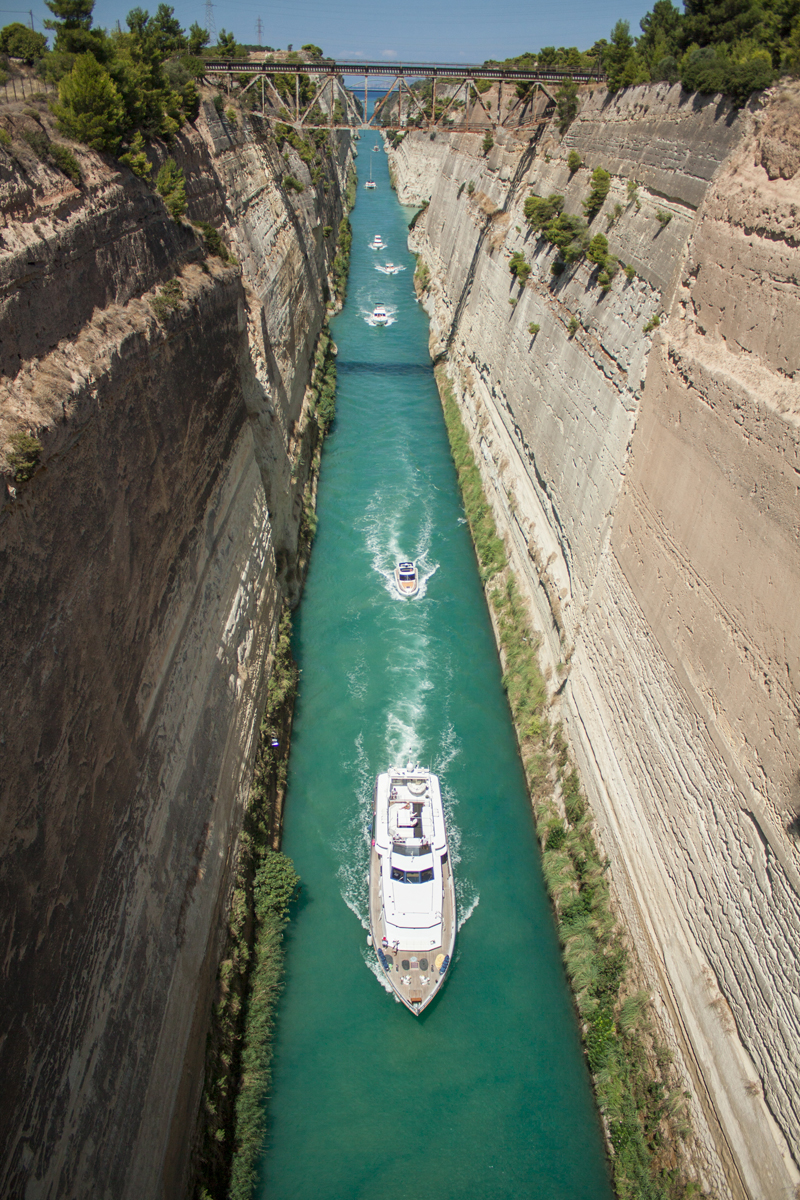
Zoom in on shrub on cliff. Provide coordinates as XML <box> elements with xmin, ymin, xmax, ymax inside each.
<box><xmin>6</xmin><ymin>431</ymin><xmax>42</xmax><ymax>482</ymax></box>
<box><xmin>119</xmin><ymin>129</ymin><xmax>152</xmax><ymax>179</ymax></box>
<box><xmin>524</xmin><ymin>192</ymin><xmax>564</xmax><ymax>231</ymax></box>
<box><xmin>582</xmin><ymin>167</ymin><xmax>611</xmax><ymax>219</ymax></box>
<box><xmin>555</xmin><ymin>79</ymin><xmax>579</xmax><ymax>134</ymax></box>
<box><xmin>332</xmin><ymin>216</ymin><xmax>352</xmax><ymax>302</ymax></box>
<box><xmin>49</xmin><ymin>142</ymin><xmax>82</xmax><ymax>184</ymax></box>
<box><xmin>156</xmin><ymin>157</ymin><xmax>186</xmax><ymax>219</ymax></box>
<box><xmin>509</xmin><ymin>250</ymin><xmax>531</xmax><ymax>285</ymax></box>
<box><xmin>52</xmin><ymin>52</ymin><xmax>126</xmax><ymax>153</ymax></box>
<box><xmin>567</xmin><ymin>150</ymin><xmax>582</xmax><ymax>174</ymax></box>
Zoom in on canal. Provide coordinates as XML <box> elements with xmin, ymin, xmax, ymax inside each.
<box><xmin>257</xmin><ymin>138</ymin><xmax>612</xmax><ymax>1200</ymax></box>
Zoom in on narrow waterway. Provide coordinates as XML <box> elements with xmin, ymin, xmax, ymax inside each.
<box><xmin>258</xmin><ymin>141</ymin><xmax>612</xmax><ymax>1200</ymax></box>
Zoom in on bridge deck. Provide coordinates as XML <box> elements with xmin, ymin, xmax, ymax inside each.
<box><xmin>203</xmin><ymin>59</ymin><xmax>603</xmax><ymax>84</ymax></box>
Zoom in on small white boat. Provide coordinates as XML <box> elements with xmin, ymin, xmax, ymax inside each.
<box><xmin>365</xmin><ymin>158</ymin><xmax>377</xmax><ymax>189</ymax></box>
<box><xmin>375</xmin><ymin>261</ymin><xmax>405</xmax><ymax>275</ymax></box>
<box><xmin>368</xmin><ymin>235</ymin><xmax>386</xmax><ymax>250</ymax></box>
<box><xmin>369</xmin><ymin>765</ymin><xmax>456</xmax><ymax>1014</ymax></box>
<box><xmin>373</xmin><ymin>144</ymin><xmax>381</xmax><ymax>151</ymax></box>
<box><xmin>394</xmin><ymin>560</ymin><xmax>419</xmax><ymax>596</ymax></box>
<box><xmin>371</xmin><ymin>304</ymin><xmax>390</xmax><ymax>325</ymax></box>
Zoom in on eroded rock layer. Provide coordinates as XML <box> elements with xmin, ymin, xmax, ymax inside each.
<box><xmin>390</xmin><ymin>82</ymin><xmax>800</xmax><ymax>1200</ymax></box>
<box><xmin>0</xmin><ymin>102</ymin><xmax>352</xmax><ymax>1198</ymax></box>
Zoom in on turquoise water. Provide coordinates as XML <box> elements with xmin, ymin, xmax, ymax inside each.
<box><xmin>258</xmin><ymin>143</ymin><xmax>612</xmax><ymax>1200</ymax></box>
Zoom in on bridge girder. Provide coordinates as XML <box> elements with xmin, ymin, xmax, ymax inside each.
<box><xmin>202</xmin><ymin>59</ymin><xmax>598</xmax><ymax>133</ymax></box>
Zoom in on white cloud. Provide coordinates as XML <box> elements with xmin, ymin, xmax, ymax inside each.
<box><xmin>381</xmin><ymin>49</ymin><xmax>398</xmax><ymax>59</ymax></box>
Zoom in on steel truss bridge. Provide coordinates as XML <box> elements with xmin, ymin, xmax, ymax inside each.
<box><xmin>202</xmin><ymin>59</ymin><xmax>604</xmax><ymax>133</ymax></box>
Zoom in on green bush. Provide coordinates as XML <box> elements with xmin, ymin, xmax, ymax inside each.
<box><xmin>680</xmin><ymin>44</ymin><xmax>775</xmax><ymax>107</ymax></box>
<box><xmin>53</xmin><ymin>52</ymin><xmax>126</xmax><ymax>154</ymax></box>
<box><xmin>322</xmin><ymin>224</ymin><xmax>332</xmax><ymax>238</ymax></box>
<box><xmin>509</xmin><ymin>250</ymin><xmax>531</xmax><ymax>285</ymax></box>
<box><xmin>626</xmin><ymin>178</ymin><xmax>640</xmax><ymax>209</ymax></box>
<box><xmin>583</xmin><ymin>167</ymin><xmax>611</xmax><ymax>219</ymax></box>
<box><xmin>555</xmin><ymin>79</ymin><xmax>578</xmax><ymax>134</ymax></box>
<box><xmin>482</xmin><ymin>132</ymin><xmax>494</xmax><ymax>154</ymax></box>
<box><xmin>0</xmin><ymin>22</ymin><xmax>47</xmax><ymax>63</ymax></box>
<box><xmin>49</xmin><ymin>142</ymin><xmax>82</xmax><ymax>184</ymax></box>
<box><xmin>524</xmin><ymin>192</ymin><xmax>564</xmax><ymax>230</ymax></box>
<box><xmin>194</xmin><ymin>220</ymin><xmax>233</xmax><ymax>262</ymax></box>
<box><xmin>624</xmin><ymin>263</ymin><xmax>636</xmax><ymax>281</ymax></box>
<box><xmin>22</xmin><ymin>126</ymin><xmax>50</xmax><ymax>159</ymax></box>
<box><xmin>225</xmin><ymin>106</ymin><xmax>237</xmax><ymax>126</ymax></box>
<box><xmin>6</xmin><ymin>430</ymin><xmax>42</xmax><ymax>482</ymax></box>
<box><xmin>332</xmin><ymin>216</ymin><xmax>352</xmax><ymax>303</ymax></box>
<box><xmin>119</xmin><ymin>130</ymin><xmax>151</xmax><ymax>180</ymax></box>
<box><xmin>467</xmin><ymin>180</ymin><xmax>475</xmax><ymax>194</ymax></box>
<box><xmin>568</xmin><ymin>314</ymin><xmax>579</xmax><ymax>336</ymax></box>
<box><xmin>567</xmin><ymin>149</ymin><xmax>582</xmax><ymax>173</ymax></box>
<box><xmin>156</xmin><ymin>158</ymin><xmax>186</xmax><ymax>220</ymax></box>
<box><xmin>212</xmin><ymin>92</ymin><xmax>224</xmax><ymax>115</ymax></box>
<box><xmin>0</xmin><ymin>128</ymin><xmax>11</xmax><ymax>148</ymax></box>
<box><xmin>149</xmin><ymin>276</ymin><xmax>182</xmax><ymax>322</ymax></box>
<box><xmin>655</xmin><ymin>209</ymin><xmax>672</xmax><ymax>226</ymax></box>
<box><xmin>528</xmin><ymin>322</ymin><xmax>540</xmax><ymax>335</ymax></box>
<box><xmin>283</xmin><ymin>173</ymin><xmax>304</xmax><ymax>193</ymax></box>
<box><xmin>643</xmin><ymin>313</ymin><xmax>661</xmax><ymax>333</ymax></box>
<box><xmin>587</xmin><ymin>232</ymin><xmax>609</xmax><ymax>266</ymax></box>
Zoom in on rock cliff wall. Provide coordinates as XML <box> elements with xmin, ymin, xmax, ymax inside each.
<box><xmin>390</xmin><ymin>82</ymin><xmax>800</xmax><ymax>1200</ymax></box>
<box><xmin>0</xmin><ymin>101</ymin><xmax>352</xmax><ymax>1198</ymax></box>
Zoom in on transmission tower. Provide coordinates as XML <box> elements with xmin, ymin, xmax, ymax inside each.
<box><xmin>255</xmin><ymin>16</ymin><xmax>263</xmax><ymax>46</ymax></box>
<box><xmin>204</xmin><ymin>0</ymin><xmax>217</xmax><ymax>44</ymax></box>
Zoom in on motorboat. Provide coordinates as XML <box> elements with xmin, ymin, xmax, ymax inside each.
<box><xmin>394</xmin><ymin>560</ymin><xmax>419</xmax><ymax>596</ymax></box>
<box><xmin>365</xmin><ymin>158</ymin><xmax>377</xmax><ymax>189</ymax></box>
<box><xmin>371</xmin><ymin>304</ymin><xmax>390</xmax><ymax>325</ymax></box>
<box><xmin>375</xmin><ymin>261</ymin><xmax>405</xmax><ymax>275</ymax></box>
<box><xmin>369</xmin><ymin>765</ymin><xmax>456</xmax><ymax>1014</ymax></box>
<box><xmin>368</xmin><ymin>235</ymin><xmax>386</xmax><ymax>249</ymax></box>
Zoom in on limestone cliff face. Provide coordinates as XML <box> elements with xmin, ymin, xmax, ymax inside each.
<box><xmin>391</xmin><ymin>82</ymin><xmax>800</xmax><ymax>1200</ymax></box>
<box><xmin>0</xmin><ymin>102</ymin><xmax>352</xmax><ymax>1198</ymax></box>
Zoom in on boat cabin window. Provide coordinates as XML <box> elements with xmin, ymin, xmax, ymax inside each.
<box><xmin>390</xmin><ymin>866</ymin><xmax>434</xmax><ymax>884</ymax></box>
<box><xmin>392</xmin><ymin>843</ymin><xmax>431</xmax><ymax>857</ymax></box>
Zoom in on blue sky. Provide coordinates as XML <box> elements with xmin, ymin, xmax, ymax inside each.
<box><xmin>13</xmin><ymin>0</ymin><xmax>657</xmax><ymax>61</ymax></box>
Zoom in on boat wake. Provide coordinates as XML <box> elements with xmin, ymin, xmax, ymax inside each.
<box><xmin>374</xmin><ymin>263</ymin><xmax>406</xmax><ymax>275</ymax></box>
<box><xmin>457</xmin><ymin>892</ymin><xmax>480</xmax><ymax>930</ymax></box>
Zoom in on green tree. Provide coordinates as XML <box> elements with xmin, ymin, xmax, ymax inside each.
<box><xmin>583</xmin><ymin>167</ymin><xmax>611</xmax><ymax>218</ymax></box>
<box><xmin>151</xmin><ymin>4</ymin><xmax>185</xmax><ymax>54</ymax></box>
<box><xmin>44</xmin><ymin>0</ymin><xmax>105</xmax><ymax>56</ymax></box>
<box><xmin>301</xmin><ymin>42</ymin><xmax>323</xmax><ymax>57</ymax></box>
<box><xmin>0</xmin><ymin>22</ymin><xmax>47</xmax><ymax>63</ymax></box>
<box><xmin>216</xmin><ymin>28</ymin><xmax>237</xmax><ymax>59</ymax></box>
<box><xmin>53</xmin><ymin>52</ymin><xmax>126</xmax><ymax>152</ymax></box>
<box><xmin>638</xmin><ymin>0</ymin><xmax>683</xmax><ymax>71</ymax></box>
<box><xmin>604</xmin><ymin>19</ymin><xmax>638</xmax><ymax>90</ymax></box>
<box><xmin>187</xmin><ymin>21</ymin><xmax>208</xmax><ymax>54</ymax></box>
<box><xmin>555</xmin><ymin>78</ymin><xmax>579</xmax><ymax>134</ymax></box>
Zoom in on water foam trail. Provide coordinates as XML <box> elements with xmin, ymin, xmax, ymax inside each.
<box><xmin>457</xmin><ymin>892</ymin><xmax>480</xmax><ymax>931</ymax></box>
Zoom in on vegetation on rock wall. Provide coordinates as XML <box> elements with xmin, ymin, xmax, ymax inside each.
<box><xmin>436</xmin><ymin>364</ymin><xmax>699</xmax><ymax>1200</ymax></box>
<box><xmin>194</xmin><ymin>607</ymin><xmax>300</xmax><ymax>1200</ymax></box>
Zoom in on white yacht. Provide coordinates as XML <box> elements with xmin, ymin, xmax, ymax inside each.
<box><xmin>371</xmin><ymin>304</ymin><xmax>390</xmax><ymax>325</ymax></box>
<box><xmin>375</xmin><ymin>261</ymin><xmax>405</xmax><ymax>275</ymax></box>
<box><xmin>369</xmin><ymin>235</ymin><xmax>386</xmax><ymax>250</ymax></box>
<box><xmin>394</xmin><ymin>560</ymin><xmax>419</xmax><ymax>596</ymax></box>
<box><xmin>369</xmin><ymin>765</ymin><xmax>456</xmax><ymax>1014</ymax></box>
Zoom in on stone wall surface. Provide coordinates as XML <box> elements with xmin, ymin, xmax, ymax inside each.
<box><xmin>0</xmin><ymin>102</ymin><xmax>352</xmax><ymax>1199</ymax></box>
<box><xmin>390</xmin><ymin>81</ymin><xmax>800</xmax><ymax>1200</ymax></box>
